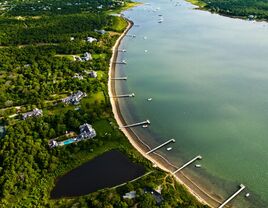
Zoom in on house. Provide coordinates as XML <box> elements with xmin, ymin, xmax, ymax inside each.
<box><xmin>95</xmin><ymin>29</ymin><xmax>106</xmax><ymax>35</ymax></box>
<box><xmin>248</xmin><ymin>15</ymin><xmax>255</xmax><ymax>21</ymax></box>
<box><xmin>82</xmin><ymin>52</ymin><xmax>92</xmax><ymax>61</ymax></box>
<box><xmin>89</xmin><ymin>71</ymin><xmax>97</xmax><ymax>78</ymax></box>
<box><xmin>22</xmin><ymin>108</ymin><xmax>42</xmax><ymax>120</ymax></box>
<box><xmin>73</xmin><ymin>55</ymin><xmax>82</xmax><ymax>61</ymax></box>
<box><xmin>77</xmin><ymin>123</ymin><xmax>96</xmax><ymax>140</ymax></box>
<box><xmin>49</xmin><ymin>140</ymin><xmax>58</xmax><ymax>148</ymax></box>
<box><xmin>73</xmin><ymin>53</ymin><xmax>92</xmax><ymax>62</ymax></box>
<box><xmin>123</xmin><ymin>191</ymin><xmax>136</xmax><ymax>199</ymax></box>
<box><xmin>72</xmin><ymin>73</ymin><xmax>84</xmax><ymax>80</ymax></box>
<box><xmin>87</xmin><ymin>37</ymin><xmax>97</xmax><ymax>43</ymax></box>
<box><xmin>144</xmin><ymin>187</ymin><xmax>163</xmax><ymax>205</ymax></box>
<box><xmin>62</xmin><ymin>91</ymin><xmax>87</xmax><ymax>105</ymax></box>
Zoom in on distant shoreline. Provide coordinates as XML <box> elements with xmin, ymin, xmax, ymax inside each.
<box><xmin>187</xmin><ymin>0</ymin><xmax>268</xmax><ymax>23</ymax></box>
<box><xmin>108</xmin><ymin>15</ymin><xmax>223</xmax><ymax>208</ymax></box>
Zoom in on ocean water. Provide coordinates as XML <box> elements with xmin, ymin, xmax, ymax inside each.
<box><xmin>115</xmin><ymin>0</ymin><xmax>268</xmax><ymax>207</ymax></box>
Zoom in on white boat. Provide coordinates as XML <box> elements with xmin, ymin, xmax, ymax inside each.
<box><xmin>147</xmin><ymin>98</ymin><xmax>152</xmax><ymax>101</ymax></box>
<box><xmin>142</xmin><ymin>125</ymin><xmax>148</xmax><ymax>128</ymax></box>
<box><xmin>145</xmin><ymin>50</ymin><xmax>148</xmax><ymax>53</ymax></box>
<box><xmin>245</xmin><ymin>193</ymin><xmax>250</xmax><ymax>197</ymax></box>
<box><xmin>166</xmin><ymin>147</ymin><xmax>172</xmax><ymax>151</ymax></box>
<box><xmin>195</xmin><ymin>164</ymin><xmax>202</xmax><ymax>168</ymax></box>
<box><xmin>143</xmin><ymin>36</ymin><xmax>147</xmax><ymax>40</ymax></box>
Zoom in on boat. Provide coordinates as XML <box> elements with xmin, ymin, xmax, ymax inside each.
<box><xmin>142</xmin><ymin>125</ymin><xmax>148</xmax><ymax>128</ymax></box>
<box><xmin>245</xmin><ymin>193</ymin><xmax>250</xmax><ymax>197</ymax></box>
<box><xmin>158</xmin><ymin>18</ymin><xmax>164</xmax><ymax>23</ymax></box>
<box><xmin>195</xmin><ymin>164</ymin><xmax>202</xmax><ymax>168</ymax></box>
<box><xmin>143</xmin><ymin>36</ymin><xmax>147</xmax><ymax>40</ymax></box>
<box><xmin>147</xmin><ymin>98</ymin><xmax>152</xmax><ymax>101</ymax></box>
<box><xmin>145</xmin><ymin>50</ymin><xmax>148</xmax><ymax>53</ymax></box>
<box><xmin>166</xmin><ymin>147</ymin><xmax>172</xmax><ymax>151</ymax></box>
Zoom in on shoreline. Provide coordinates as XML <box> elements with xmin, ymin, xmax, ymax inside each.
<box><xmin>187</xmin><ymin>0</ymin><xmax>268</xmax><ymax>23</ymax></box>
<box><xmin>108</xmin><ymin>17</ymin><xmax>223</xmax><ymax>208</ymax></box>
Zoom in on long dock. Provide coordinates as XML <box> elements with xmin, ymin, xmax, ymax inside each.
<box><xmin>111</xmin><ymin>77</ymin><xmax>127</xmax><ymax>80</ymax></box>
<box><xmin>126</xmin><ymin>34</ymin><xmax>136</xmax><ymax>38</ymax></box>
<box><xmin>113</xmin><ymin>93</ymin><xmax>135</xmax><ymax>98</ymax></box>
<box><xmin>172</xmin><ymin>155</ymin><xmax>202</xmax><ymax>174</ymax></box>
<box><xmin>218</xmin><ymin>184</ymin><xmax>246</xmax><ymax>208</ymax></box>
<box><xmin>114</xmin><ymin>60</ymin><xmax>127</xmax><ymax>64</ymax></box>
<box><xmin>120</xmin><ymin>120</ymin><xmax>150</xmax><ymax>128</ymax></box>
<box><xmin>146</xmin><ymin>139</ymin><xmax>175</xmax><ymax>155</ymax></box>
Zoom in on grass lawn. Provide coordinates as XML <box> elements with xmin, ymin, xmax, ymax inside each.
<box><xmin>55</xmin><ymin>54</ymin><xmax>75</xmax><ymax>61</ymax></box>
<box><xmin>83</xmin><ymin>91</ymin><xmax>105</xmax><ymax>105</ymax></box>
<box><xmin>108</xmin><ymin>16</ymin><xmax>128</xmax><ymax>32</ymax></box>
<box><xmin>107</xmin><ymin>2</ymin><xmax>141</xmax><ymax>14</ymax></box>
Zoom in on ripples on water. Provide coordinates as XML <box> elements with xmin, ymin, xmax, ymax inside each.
<box><xmin>115</xmin><ymin>0</ymin><xmax>268</xmax><ymax>207</ymax></box>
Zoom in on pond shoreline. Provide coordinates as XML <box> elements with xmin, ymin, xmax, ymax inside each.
<box><xmin>50</xmin><ymin>150</ymin><xmax>146</xmax><ymax>199</ymax></box>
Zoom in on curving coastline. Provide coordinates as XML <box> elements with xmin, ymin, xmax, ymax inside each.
<box><xmin>108</xmin><ymin>17</ymin><xmax>223</xmax><ymax>208</ymax></box>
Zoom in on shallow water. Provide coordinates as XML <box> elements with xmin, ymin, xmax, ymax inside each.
<box><xmin>115</xmin><ymin>0</ymin><xmax>268</xmax><ymax>207</ymax></box>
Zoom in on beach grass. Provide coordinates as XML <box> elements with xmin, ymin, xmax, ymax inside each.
<box><xmin>187</xmin><ymin>0</ymin><xmax>207</xmax><ymax>8</ymax></box>
<box><xmin>107</xmin><ymin>2</ymin><xmax>141</xmax><ymax>15</ymax></box>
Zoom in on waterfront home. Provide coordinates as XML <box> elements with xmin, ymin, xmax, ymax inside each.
<box><xmin>49</xmin><ymin>123</ymin><xmax>96</xmax><ymax>148</ymax></box>
<box><xmin>144</xmin><ymin>187</ymin><xmax>163</xmax><ymax>205</ymax></box>
<box><xmin>73</xmin><ymin>53</ymin><xmax>92</xmax><ymax>62</ymax></box>
<box><xmin>248</xmin><ymin>15</ymin><xmax>255</xmax><ymax>21</ymax></box>
<box><xmin>22</xmin><ymin>108</ymin><xmax>42</xmax><ymax>120</ymax></box>
<box><xmin>82</xmin><ymin>52</ymin><xmax>92</xmax><ymax>61</ymax></box>
<box><xmin>49</xmin><ymin>140</ymin><xmax>58</xmax><ymax>148</ymax></box>
<box><xmin>123</xmin><ymin>191</ymin><xmax>136</xmax><ymax>199</ymax></box>
<box><xmin>62</xmin><ymin>91</ymin><xmax>87</xmax><ymax>105</ymax></box>
<box><xmin>87</xmin><ymin>37</ymin><xmax>97</xmax><ymax>43</ymax></box>
<box><xmin>78</xmin><ymin>123</ymin><xmax>96</xmax><ymax>140</ymax></box>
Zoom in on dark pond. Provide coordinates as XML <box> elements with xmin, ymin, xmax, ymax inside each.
<box><xmin>51</xmin><ymin>150</ymin><xmax>146</xmax><ymax>198</ymax></box>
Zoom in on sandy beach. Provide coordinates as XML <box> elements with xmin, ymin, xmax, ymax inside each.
<box><xmin>108</xmin><ymin>18</ymin><xmax>223</xmax><ymax>208</ymax></box>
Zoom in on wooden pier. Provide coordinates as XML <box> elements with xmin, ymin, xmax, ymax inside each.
<box><xmin>126</xmin><ymin>34</ymin><xmax>136</xmax><ymax>38</ymax></box>
<box><xmin>113</xmin><ymin>93</ymin><xmax>135</xmax><ymax>98</ymax></box>
<box><xmin>172</xmin><ymin>155</ymin><xmax>202</xmax><ymax>174</ymax></box>
<box><xmin>120</xmin><ymin>120</ymin><xmax>150</xmax><ymax>128</ymax></box>
<box><xmin>146</xmin><ymin>139</ymin><xmax>175</xmax><ymax>154</ymax></box>
<box><xmin>114</xmin><ymin>60</ymin><xmax>127</xmax><ymax>64</ymax></box>
<box><xmin>111</xmin><ymin>77</ymin><xmax>127</xmax><ymax>80</ymax></box>
<box><xmin>218</xmin><ymin>184</ymin><xmax>246</xmax><ymax>208</ymax></box>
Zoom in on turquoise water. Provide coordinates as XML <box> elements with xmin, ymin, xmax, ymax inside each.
<box><xmin>63</xmin><ymin>139</ymin><xmax>75</xmax><ymax>145</ymax></box>
<box><xmin>115</xmin><ymin>0</ymin><xmax>268</xmax><ymax>207</ymax></box>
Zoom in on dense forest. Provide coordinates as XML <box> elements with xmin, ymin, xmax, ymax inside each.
<box><xmin>0</xmin><ymin>0</ymin><xmax>209</xmax><ymax>207</ymax></box>
<box><xmin>189</xmin><ymin>0</ymin><xmax>268</xmax><ymax>21</ymax></box>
